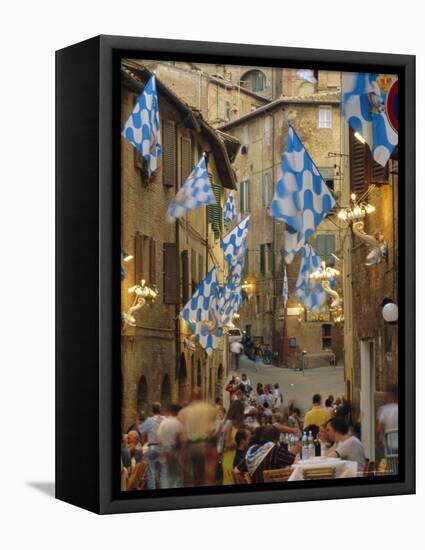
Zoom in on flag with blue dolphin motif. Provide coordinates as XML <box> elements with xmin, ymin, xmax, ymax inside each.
<box><xmin>342</xmin><ymin>72</ymin><xmax>398</xmax><ymax>167</ymax></box>
<box><xmin>122</xmin><ymin>75</ymin><xmax>162</xmax><ymax>176</ymax></box>
<box><xmin>180</xmin><ymin>267</ymin><xmax>220</xmax><ymax>355</ymax></box>
<box><xmin>218</xmin><ymin>278</ymin><xmax>243</xmax><ymax>326</ymax></box>
<box><xmin>166</xmin><ymin>153</ymin><xmax>216</xmax><ymax>222</ymax></box>
<box><xmin>295</xmin><ymin>244</ymin><xmax>328</xmax><ymax>312</ymax></box>
<box><xmin>223</xmin><ymin>193</ymin><xmax>237</xmax><ymax>228</ymax></box>
<box><xmin>271</xmin><ymin>126</ymin><xmax>335</xmax><ymax>264</ymax></box>
<box><xmin>220</xmin><ymin>216</ymin><xmax>250</xmax><ymax>269</ymax></box>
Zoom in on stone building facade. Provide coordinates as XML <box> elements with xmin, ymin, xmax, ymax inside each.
<box><xmin>120</xmin><ymin>62</ymin><xmax>238</xmax><ymax>430</ymax></box>
<box><xmin>341</xmin><ymin>124</ymin><xmax>399</xmax><ymax>461</ymax></box>
<box><xmin>220</xmin><ymin>82</ymin><xmax>344</xmax><ymax>366</ymax></box>
<box><xmin>138</xmin><ymin>60</ymin><xmax>269</xmax><ymax>127</ymax></box>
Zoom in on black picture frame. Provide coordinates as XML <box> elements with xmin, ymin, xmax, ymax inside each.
<box><xmin>56</xmin><ymin>35</ymin><xmax>415</xmax><ymax>514</ymax></box>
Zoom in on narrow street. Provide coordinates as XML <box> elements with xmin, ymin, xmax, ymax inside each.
<box><xmin>228</xmin><ymin>353</ymin><xmax>345</xmax><ymax>414</ymax></box>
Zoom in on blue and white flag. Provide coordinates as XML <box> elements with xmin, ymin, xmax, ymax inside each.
<box><xmin>166</xmin><ymin>153</ymin><xmax>216</xmax><ymax>222</ymax></box>
<box><xmin>220</xmin><ymin>216</ymin><xmax>250</xmax><ymax>269</ymax></box>
<box><xmin>223</xmin><ymin>193</ymin><xmax>237</xmax><ymax>227</ymax></box>
<box><xmin>295</xmin><ymin>244</ymin><xmax>328</xmax><ymax>312</ymax></box>
<box><xmin>180</xmin><ymin>268</ymin><xmax>220</xmax><ymax>355</ymax></box>
<box><xmin>218</xmin><ymin>279</ymin><xmax>243</xmax><ymax>326</ymax></box>
<box><xmin>122</xmin><ymin>75</ymin><xmax>162</xmax><ymax>176</ymax></box>
<box><xmin>271</xmin><ymin>126</ymin><xmax>335</xmax><ymax>263</ymax></box>
<box><xmin>282</xmin><ymin>266</ymin><xmax>288</xmax><ymax>307</ymax></box>
<box><xmin>342</xmin><ymin>72</ymin><xmax>398</xmax><ymax>167</ymax></box>
<box><xmin>297</xmin><ymin>69</ymin><xmax>317</xmax><ymax>84</ymax></box>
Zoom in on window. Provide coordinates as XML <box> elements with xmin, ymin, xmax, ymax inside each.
<box><xmin>180</xmin><ymin>136</ymin><xmax>192</xmax><ymax>186</ymax></box>
<box><xmin>207</xmin><ymin>180</ymin><xmax>223</xmax><ymax>239</ymax></box>
<box><xmin>256</xmin><ymin>295</ymin><xmax>261</xmax><ymax>314</ymax></box>
<box><xmin>163</xmin><ymin>243</ymin><xmax>180</xmax><ymax>304</ymax></box>
<box><xmin>318</xmin><ymin>106</ymin><xmax>332</xmax><ymax>129</ymax></box>
<box><xmin>319</xmin><ymin>167</ymin><xmax>335</xmax><ymax>192</ymax></box>
<box><xmin>316</xmin><ymin>234</ymin><xmax>336</xmax><ymax>265</ymax></box>
<box><xmin>181</xmin><ymin>250</ymin><xmax>189</xmax><ymax>305</ymax></box>
<box><xmin>135</xmin><ymin>233</ymin><xmax>156</xmax><ymax>284</ymax></box>
<box><xmin>261</xmin><ymin>172</ymin><xmax>272</xmax><ymax>207</ymax></box>
<box><xmin>198</xmin><ymin>254</ymin><xmax>204</xmax><ymax>283</ymax></box>
<box><xmin>322</xmin><ymin>324</ymin><xmax>332</xmax><ymax>350</ymax></box>
<box><xmin>241</xmin><ymin>70</ymin><xmax>267</xmax><ymax>92</ymax></box>
<box><xmin>162</xmin><ymin>120</ymin><xmax>176</xmax><ymax>187</ymax></box>
<box><xmin>224</xmin><ymin>100</ymin><xmax>231</xmax><ymax>121</ymax></box>
<box><xmin>191</xmin><ymin>248</ymin><xmax>198</xmax><ymax>292</ymax></box>
<box><xmin>260</xmin><ymin>243</ymin><xmax>274</xmax><ymax>274</ymax></box>
<box><xmin>242</xmin><ymin>248</ymin><xmax>249</xmax><ymax>279</ymax></box>
<box><xmin>240</xmin><ymin>180</ymin><xmax>250</xmax><ymax>214</ymax></box>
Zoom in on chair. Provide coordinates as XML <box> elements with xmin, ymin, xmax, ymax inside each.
<box><xmin>302</xmin><ymin>467</ymin><xmax>336</xmax><ymax>480</ymax></box>
<box><xmin>127</xmin><ymin>461</ymin><xmax>148</xmax><ymax>490</ymax></box>
<box><xmin>362</xmin><ymin>459</ymin><xmax>375</xmax><ymax>477</ymax></box>
<box><xmin>376</xmin><ymin>458</ymin><xmax>388</xmax><ymax>476</ymax></box>
<box><xmin>263</xmin><ymin>467</ymin><xmax>293</xmax><ymax>483</ymax></box>
<box><xmin>232</xmin><ymin>471</ymin><xmax>248</xmax><ymax>484</ymax></box>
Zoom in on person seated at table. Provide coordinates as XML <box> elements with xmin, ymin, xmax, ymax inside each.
<box><xmin>325</xmin><ymin>417</ymin><xmax>366</xmax><ymax>471</ymax></box>
<box><xmin>320</xmin><ymin>420</ymin><xmax>336</xmax><ymax>453</ymax></box>
<box><xmin>244</xmin><ymin>425</ymin><xmax>299</xmax><ymax>483</ymax></box>
<box><xmin>288</xmin><ymin>407</ymin><xmax>303</xmax><ymax>430</ymax></box>
<box><xmin>303</xmin><ymin>394</ymin><xmax>331</xmax><ymax>428</ymax></box>
<box><xmin>233</xmin><ymin>429</ymin><xmax>251</xmax><ymax>470</ymax></box>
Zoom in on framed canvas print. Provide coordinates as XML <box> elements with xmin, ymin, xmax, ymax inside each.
<box><xmin>56</xmin><ymin>35</ymin><xmax>415</xmax><ymax>514</ymax></box>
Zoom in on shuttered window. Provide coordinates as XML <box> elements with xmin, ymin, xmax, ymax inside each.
<box><xmin>149</xmin><ymin>239</ymin><xmax>156</xmax><ymax>284</ymax></box>
<box><xmin>207</xmin><ymin>180</ymin><xmax>223</xmax><ymax>240</ymax></box>
<box><xmin>181</xmin><ymin>250</ymin><xmax>189</xmax><ymax>305</ymax></box>
<box><xmin>318</xmin><ymin>106</ymin><xmax>332</xmax><ymax>129</ymax></box>
<box><xmin>349</xmin><ymin>128</ymin><xmax>389</xmax><ymax>197</ymax></box>
<box><xmin>191</xmin><ymin>248</ymin><xmax>198</xmax><ymax>292</ymax></box>
<box><xmin>260</xmin><ymin>244</ymin><xmax>266</xmax><ymax>274</ymax></box>
<box><xmin>242</xmin><ymin>248</ymin><xmax>249</xmax><ymax>279</ymax></box>
<box><xmin>260</xmin><ymin>243</ymin><xmax>273</xmax><ymax>274</ymax></box>
<box><xmin>135</xmin><ymin>232</ymin><xmax>145</xmax><ymax>284</ymax></box>
<box><xmin>198</xmin><ymin>254</ymin><xmax>204</xmax><ymax>283</ymax></box>
<box><xmin>163</xmin><ymin>243</ymin><xmax>180</xmax><ymax>304</ymax></box>
<box><xmin>240</xmin><ymin>180</ymin><xmax>250</xmax><ymax>214</ymax></box>
<box><xmin>180</xmin><ymin>136</ymin><xmax>192</xmax><ymax>186</ymax></box>
<box><xmin>261</xmin><ymin>172</ymin><xmax>272</xmax><ymax>207</ymax></box>
<box><xmin>316</xmin><ymin>234</ymin><xmax>336</xmax><ymax>265</ymax></box>
<box><xmin>162</xmin><ymin>120</ymin><xmax>176</xmax><ymax>187</ymax></box>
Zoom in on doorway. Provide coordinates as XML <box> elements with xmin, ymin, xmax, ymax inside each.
<box><xmin>360</xmin><ymin>340</ymin><xmax>376</xmax><ymax>461</ymax></box>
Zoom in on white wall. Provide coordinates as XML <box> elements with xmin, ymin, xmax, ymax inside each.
<box><xmin>0</xmin><ymin>1</ymin><xmax>422</xmax><ymax>548</ymax></box>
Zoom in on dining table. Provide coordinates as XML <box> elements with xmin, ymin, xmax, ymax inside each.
<box><xmin>288</xmin><ymin>456</ymin><xmax>359</xmax><ymax>481</ymax></box>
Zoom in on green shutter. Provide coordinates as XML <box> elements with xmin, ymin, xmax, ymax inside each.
<box><xmin>260</xmin><ymin>244</ymin><xmax>264</xmax><ymax>273</ymax></box>
<box><xmin>207</xmin><ymin>179</ymin><xmax>223</xmax><ymax>239</ymax></box>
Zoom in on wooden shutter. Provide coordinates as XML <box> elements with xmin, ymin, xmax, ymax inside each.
<box><xmin>149</xmin><ymin>239</ymin><xmax>156</xmax><ymax>284</ymax></box>
<box><xmin>240</xmin><ymin>181</ymin><xmax>245</xmax><ymax>213</ymax></box>
<box><xmin>163</xmin><ymin>243</ymin><xmax>180</xmax><ymax>304</ymax></box>
<box><xmin>162</xmin><ymin>120</ymin><xmax>176</xmax><ymax>187</ymax></box>
<box><xmin>134</xmin><ymin>232</ymin><xmax>144</xmax><ymax>284</ymax></box>
<box><xmin>207</xmin><ymin>180</ymin><xmax>223</xmax><ymax>240</ymax></box>
<box><xmin>180</xmin><ymin>136</ymin><xmax>192</xmax><ymax>185</ymax></box>
<box><xmin>349</xmin><ymin>128</ymin><xmax>368</xmax><ymax>197</ymax></box>
<box><xmin>181</xmin><ymin>250</ymin><xmax>189</xmax><ymax>305</ymax></box>
<box><xmin>260</xmin><ymin>244</ymin><xmax>266</xmax><ymax>274</ymax></box>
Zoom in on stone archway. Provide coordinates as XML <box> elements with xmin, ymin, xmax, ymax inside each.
<box><xmin>136</xmin><ymin>375</ymin><xmax>148</xmax><ymax>416</ymax></box>
<box><xmin>161</xmin><ymin>374</ymin><xmax>172</xmax><ymax>410</ymax></box>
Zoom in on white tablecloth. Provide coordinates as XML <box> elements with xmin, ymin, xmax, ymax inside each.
<box><xmin>288</xmin><ymin>457</ymin><xmax>358</xmax><ymax>481</ymax></box>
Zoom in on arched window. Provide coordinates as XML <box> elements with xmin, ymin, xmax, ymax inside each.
<box><xmin>197</xmin><ymin>359</ymin><xmax>202</xmax><ymax>387</ymax></box>
<box><xmin>161</xmin><ymin>374</ymin><xmax>171</xmax><ymax>410</ymax></box>
<box><xmin>178</xmin><ymin>354</ymin><xmax>188</xmax><ymax>403</ymax></box>
<box><xmin>136</xmin><ymin>375</ymin><xmax>148</xmax><ymax>415</ymax></box>
<box><xmin>240</xmin><ymin>70</ymin><xmax>267</xmax><ymax>92</ymax></box>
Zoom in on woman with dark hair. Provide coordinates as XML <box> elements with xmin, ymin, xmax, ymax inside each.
<box><xmin>221</xmin><ymin>400</ymin><xmax>245</xmax><ymax>485</ymax></box>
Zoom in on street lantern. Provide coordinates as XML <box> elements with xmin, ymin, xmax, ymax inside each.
<box><xmin>382</xmin><ymin>298</ymin><xmax>398</xmax><ymax>324</ymax></box>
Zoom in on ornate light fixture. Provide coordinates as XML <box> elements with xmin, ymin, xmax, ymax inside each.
<box><xmin>337</xmin><ymin>193</ymin><xmax>387</xmax><ymax>266</ymax></box>
<box><xmin>309</xmin><ymin>261</ymin><xmax>342</xmax><ymax>310</ymax></box>
<box><xmin>122</xmin><ymin>279</ymin><xmax>159</xmax><ymax>327</ymax></box>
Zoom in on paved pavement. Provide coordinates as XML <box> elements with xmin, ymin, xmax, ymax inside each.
<box><xmin>228</xmin><ymin>353</ymin><xmax>345</xmax><ymax>415</ymax></box>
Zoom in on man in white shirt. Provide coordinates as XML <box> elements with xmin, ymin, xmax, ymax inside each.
<box><xmin>138</xmin><ymin>402</ymin><xmax>165</xmax><ymax>489</ymax></box>
<box><xmin>158</xmin><ymin>403</ymin><xmax>183</xmax><ymax>488</ymax></box>
<box><xmin>326</xmin><ymin>416</ymin><xmax>366</xmax><ymax>472</ymax></box>
<box><xmin>376</xmin><ymin>384</ymin><xmax>398</xmax><ymax>455</ymax></box>
<box><xmin>230</xmin><ymin>340</ymin><xmax>244</xmax><ymax>371</ymax></box>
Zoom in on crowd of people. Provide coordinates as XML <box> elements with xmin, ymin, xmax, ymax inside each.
<box><xmin>121</xmin><ymin>374</ymin><xmax>398</xmax><ymax>490</ymax></box>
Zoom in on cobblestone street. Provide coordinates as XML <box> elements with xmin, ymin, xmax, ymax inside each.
<box><xmin>229</xmin><ymin>354</ymin><xmax>345</xmax><ymax>414</ymax></box>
